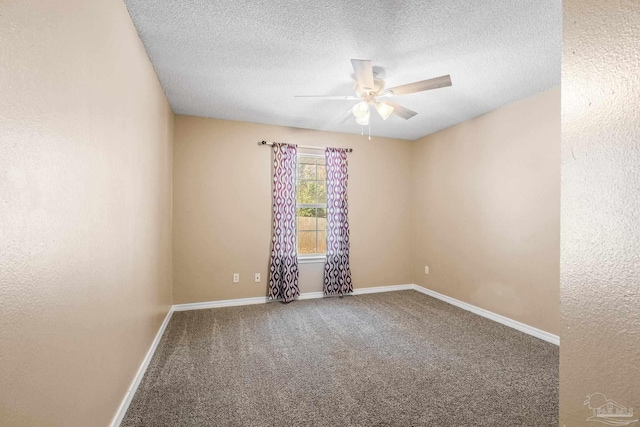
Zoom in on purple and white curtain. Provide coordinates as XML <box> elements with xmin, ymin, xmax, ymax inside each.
<box><xmin>323</xmin><ymin>148</ymin><xmax>352</xmax><ymax>296</ymax></box>
<box><xmin>268</xmin><ymin>143</ymin><xmax>300</xmax><ymax>302</ymax></box>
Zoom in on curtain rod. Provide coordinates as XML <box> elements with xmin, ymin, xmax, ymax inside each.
<box><xmin>258</xmin><ymin>140</ymin><xmax>353</xmax><ymax>153</ymax></box>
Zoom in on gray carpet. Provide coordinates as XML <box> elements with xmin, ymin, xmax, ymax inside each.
<box><xmin>122</xmin><ymin>290</ymin><xmax>558</xmax><ymax>426</ymax></box>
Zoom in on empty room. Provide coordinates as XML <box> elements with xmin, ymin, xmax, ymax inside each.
<box><xmin>2</xmin><ymin>1</ymin><xmax>639</xmax><ymax>426</ymax></box>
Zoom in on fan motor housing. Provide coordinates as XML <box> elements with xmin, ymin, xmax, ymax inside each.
<box><xmin>354</xmin><ymin>79</ymin><xmax>386</xmax><ymax>97</ymax></box>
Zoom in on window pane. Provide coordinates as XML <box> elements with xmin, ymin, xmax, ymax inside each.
<box><xmin>298</xmin><ymin>231</ymin><xmax>317</xmax><ymax>254</ymax></box>
<box><xmin>297</xmin><ymin>180</ymin><xmax>317</xmax><ymax>204</ymax></box>
<box><xmin>299</xmin><ymin>156</ymin><xmax>316</xmax><ymax>165</ymax></box>
<box><xmin>317</xmin><ymin>208</ymin><xmax>326</xmax><ymax>230</ymax></box>
<box><xmin>298</xmin><ymin>163</ymin><xmax>316</xmax><ymax>180</ymax></box>
<box><xmin>297</xmin><ymin>207</ymin><xmax>316</xmax><ymax>231</ymax></box>
<box><xmin>297</xmin><ymin>207</ymin><xmax>316</xmax><ymax>217</ymax></box>
<box><xmin>317</xmin><ymin>230</ymin><xmax>327</xmax><ymax>253</ymax></box>
<box><xmin>317</xmin><ymin>164</ymin><xmax>326</xmax><ymax>181</ymax></box>
<box><xmin>317</xmin><ymin>182</ymin><xmax>327</xmax><ymax>204</ymax></box>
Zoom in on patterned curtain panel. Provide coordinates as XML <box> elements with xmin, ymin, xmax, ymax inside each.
<box><xmin>268</xmin><ymin>143</ymin><xmax>300</xmax><ymax>302</ymax></box>
<box><xmin>323</xmin><ymin>147</ymin><xmax>353</xmax><ymax>296</ymax></box>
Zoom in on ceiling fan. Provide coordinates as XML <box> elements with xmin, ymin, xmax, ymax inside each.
<box><xmin>295</xmin><ymin>59</ymin><xmax>452</xmax><ymax>128</ymax></box>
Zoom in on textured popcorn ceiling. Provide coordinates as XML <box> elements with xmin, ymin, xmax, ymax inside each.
<box><xmin>123</xmin><ymin>0</ymin><xmax>560</xmax><ymax>140</ymax></box>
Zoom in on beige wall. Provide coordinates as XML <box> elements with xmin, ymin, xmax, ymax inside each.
<box><xmin>172</xmin><ymin>116</ymin><xmax>413</xmax><ymax>303</ymax></box>
<box><xmin>411</xmin><ymin>88</ymin><xmax>560</xmax><ymax>335</ymax></box>
<box><xmin>0</xmin><ymin>1</ymin><xmax>173</xmax><ymax>426</ymax></box>
<box><xmin>561</xmin><ymin>1</ymin><xmax>640</xmax><ymax>424</ymax></box>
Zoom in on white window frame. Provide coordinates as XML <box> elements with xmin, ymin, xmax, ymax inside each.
<box><xmin>296</xmin><ymin>153</ymin><xmax>327</xmax><ymax>263</ymax></box>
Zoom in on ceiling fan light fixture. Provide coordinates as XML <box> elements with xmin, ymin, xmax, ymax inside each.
<box><xmin>352</xmin><ymin>101</ymin><xmax>369</xmax><ymax>118</ymax></box>
<box><xmin>355</xmin><ymin>110</ymin><xmax>370</xmax><ymax>126</ymax></box>
<box><xmin>295</xmin><ymin>60</ymin><xmax>453</xmax><ymax>134</ymax></box>
<box><xmin>375</xmin><ymin>101</ymin><xmax>394</xmax><ymax>120</ymax></box>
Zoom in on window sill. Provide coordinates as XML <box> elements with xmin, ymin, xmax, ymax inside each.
<box><xmin>298</xmin><ymin>255</ymin><xmax>326</xmax><ymax>264</ymax></box>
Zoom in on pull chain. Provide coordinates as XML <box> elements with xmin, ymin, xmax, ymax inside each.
<box><xmin>368</xmin><ymin>122</ymin><xmax>371</xmax><ymax>140</ymax></box>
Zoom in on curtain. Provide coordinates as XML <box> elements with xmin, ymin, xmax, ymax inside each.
<box><xmin>323</xmin><ymin>147</ymin><xmax>352</xmax><ymax>296</ymax></box>
<box><xmin>268</xmin><ymin>143</ymin><xmax>300</xmax><ymax>302</ymax></box>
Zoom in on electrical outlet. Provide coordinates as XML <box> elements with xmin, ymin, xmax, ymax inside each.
<box><xmin>254</xmin><ymin>273</ymin><xmax>261</xmax><ymax>283</ymax></box>
<box><xmin>233</xmin><ymin>273</ymin><xmax>239</xmax><ymax>283</ymax></box>
<box><xmin>424</xmin><ymin>266</ymin><xmax>429</xmax><ymax>275</ymax></box>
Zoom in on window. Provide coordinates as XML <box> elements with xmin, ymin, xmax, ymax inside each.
<box><xmin>296</xmin><ymin>154</ymin><xmax>327</xmax><ymax>257</ymax></box>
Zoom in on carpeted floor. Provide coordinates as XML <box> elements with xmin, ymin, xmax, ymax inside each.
<box><xmin>122</xmin><ymin>290</ymin><xmax>558</xmax><ymax>426</ymax></box>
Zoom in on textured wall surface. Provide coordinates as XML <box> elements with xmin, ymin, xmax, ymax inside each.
<box><xmin>172</xmin><ymin>116</ymin><xmax>413</xmax><ymax>304</ymax></box>
<box><xmin>0</xmin><ymin>1</ymin><xmax>174</xmax><ymax>425</ymax></box>
<box><xmin>561</xmin><ymin>1</ymin><xmax>640</xmax><ymax>425</ymax></box>
<box><xmin>412</xmin><ymin>88</ymin><xmax>560</xmax><ymax>335</ymax></box>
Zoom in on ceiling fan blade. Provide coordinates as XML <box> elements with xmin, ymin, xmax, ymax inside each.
<box><xmin>384</xmin><ymin>101</ymin><xmax>418</xmax><ymax>120</ymax></box>
<box><xmin>386</xmin><ymin>75</ymin><xmax>452</xmax><ymax>96</ymax></box>
<box><xmin>294</xmin><ymin>95</ymin><xmax>360</xmax><ymax>100</ymax></box>
<box><xmin>350</xmin><ymin>59</ymin><xmax>375</xmax><ymax>91</ymax></box>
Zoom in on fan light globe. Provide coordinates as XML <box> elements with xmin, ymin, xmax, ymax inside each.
<box><xmin>352</xmin><ymin>102</ymin><xmax>369</xmax><ymax>118</ymax></box>
<box><xmin>375</xmin><ymin>102</ymin><xmax>394</xmax><ymax>120</ymax></box>
<box><xmin>355</xmin><ymin>110</ymin><xmax>370</xmax><ymax>126</ymax></box>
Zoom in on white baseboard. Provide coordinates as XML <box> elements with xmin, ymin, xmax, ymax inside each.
<box><xmin>296</xmin><ymin>291</ymin><xmax>325</xmax><ymax>300</ymax></box>
<box><xmin>171</xmin><ymin>284</ymin><xmax>558</xmax><ymax>345</ymax></box>
<box><xmin>411</xmin><ymin>284</ymin><xmax>559</xmax><ymax>346</ymax></box>
<box><xmin>172</xmin><ymin>284</ymin><xmax>415</xmax><ymax>311</ymax></box>
<box><xmin>353</xmin><ymin>284</ymin><xmax>413</xmax><ymax>295</ymax></box>
<box><xmin>110</xmin><ymin>307</ymin><xmax>174</xmax><ymax>427</ymax></box>
<box><xmin>173</xmin><ymin>295</ymin><xmax>269</xmax><ymax>311</ymax></box>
